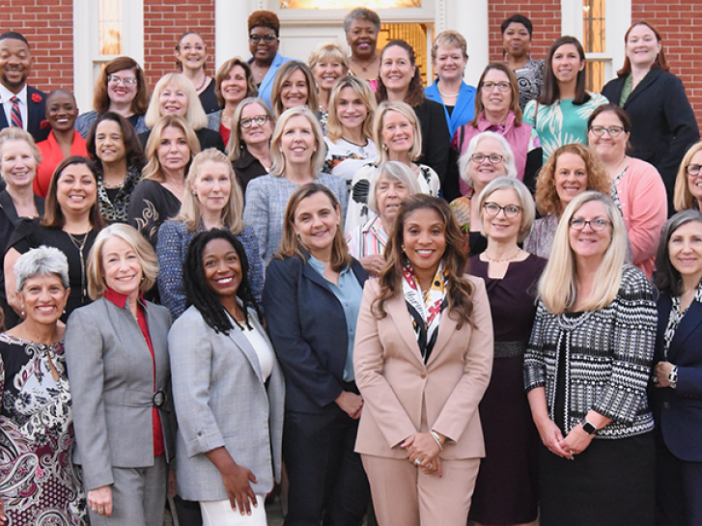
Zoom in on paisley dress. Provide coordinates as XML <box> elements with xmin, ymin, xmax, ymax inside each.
<box><xmin>0</xmin><ymin>334</ymin><xmax>87</xmax><ymax>525</ymax></box>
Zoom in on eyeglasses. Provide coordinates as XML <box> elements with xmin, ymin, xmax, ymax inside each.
<box><xmin>107</xmin><ymin>75</ymin><xmax>137</xmax><ymax>86</ymax></box>
<box><xmin>470</xmin><ymin>153</ymin><xmax>503</xmax><ymax>164</ymax></box>
<box><xmin>483</xmin><ymin>202</ymin><xmax>522</xmax><ymax>218</ymax></box>
<box><xmin>249</xmin><ymin>34</ymin><xmax>277</xmax><ymax>43</ymax></box>
<box><xmin>686</xmin><ymin>164</ymin><xmax>702</xmax><ymax>177</ymax></box>
<box><xmin>589</xmin><ymin>125</ymin><xmax>625</xmax><ymax>137</ymax></box>
<box><xmin>481</xmin><ymin>81</ymin><xmax>511</xmax><ymax>93</ymax></box>
<box><xmin>569</xmin><ymin>218</ymin><xmax>612</xmax><ymax>231</ymax></box>
<box><xmin>240</xmin><ymin>115</ymin><xmax>270</xmax><ymax>128</ymax></box>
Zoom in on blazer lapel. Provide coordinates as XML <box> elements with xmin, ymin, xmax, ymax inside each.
<box><xmin>669</xmin><ymin>300</ymin><xmax>702</xmax><ymax>360</ymax></box>
<box><xmin>623</xmin><ymin>69</ymin><xmax>661</xmax><ymax>108</ymax></box>
<box><xmin>426</xmin><ymin>306</ymin><xmax>459</xmax><ymax>367</ymax></box>
<box><xmin>227</xmin><ymin>323</ymin><xmax>265</xmax><ymax>384</ymax></box>
<box><xmin>0</xmin><ymin>108</ymin><xmax>7</xmax><ymax>129</ymax></box>
<box><xmin>386</xmin><ymin>292</ymin><xmax>425</xmax><ymax>367</ymax></box>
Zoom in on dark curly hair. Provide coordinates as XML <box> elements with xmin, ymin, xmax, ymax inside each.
<box><xmin>85</xmin><ymin>112</ymin><xmax>146</xmax><ymax>171</ymax></box>
<box><xmin>376</xmin><ymin>40</ymin><xmax>425</xmax><ymax>108</ymax></box>
<box><xmin>183</xmin><ymin>229</ymin><xmax>259</xmax><ymax>334</ymax></box>
<box><xmin>247</xmin><ymin>10</ymin><xmax>281</xmax><ymax>37</ymax></box>
<box><xmin>372</xmin><ymin>194</ymin><xmax>475</xmax><ymax>329</ymax></box>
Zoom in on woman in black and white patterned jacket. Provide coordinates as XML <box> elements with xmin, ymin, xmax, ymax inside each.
<box><xmin>524</xmin><ymin>190</ymin><xmax>657</xmax><ymax>526</ymax></box>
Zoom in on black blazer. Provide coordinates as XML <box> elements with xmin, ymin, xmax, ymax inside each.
<box><xmin>138</xmin><ymin>127</ymin><xmax>226</xmax><ymax>153</ymax></box>
<box><xmin>233</xmin><ymin>147</ymin><xmax>268</xmax><ymax>196</ymax></box>
<box><xmin>602</xmin><ymin>69</ymin><xmax>700</xmax><ymax>212</ymax></box>
<box><xmin>414</xmin><ymin>98</ymin><xmax>451</xmax><ymax>187</ymax></box>
<box><xmin>0</xmin><ymin>86</ymin><xmax>50</xmax><ymax>143</ymax></box>
<box><xmin>263</xmin><ymin>255</ymin><xmax>368</xmax><ymax>414</ymax></box>
<box><xmin>653</xmin><ymin>294</ymin><xmax>702</xmax><ymax>462</ymax></box>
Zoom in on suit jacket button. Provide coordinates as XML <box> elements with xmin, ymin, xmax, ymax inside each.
<box><xmin>663</xmin><ymin>402</ymin><xmax>670</xmax><ymax>409</ymax></box>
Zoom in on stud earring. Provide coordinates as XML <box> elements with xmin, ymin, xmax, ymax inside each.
<box><xmin>192</xmin><ymin>191</ymin><xmax>197</xmax><ymax>196</ymax></box>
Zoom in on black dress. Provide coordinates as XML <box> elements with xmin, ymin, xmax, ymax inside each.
<box><xmin>8</xmin><ymin>218</ymin><xmax>98</xmax><ymax>321</ymax></box>
<box><xmin>127</xmin><ymin>179</ymin><xmax>182</xmax><ymax>246</ymax></box>
<box><xmin>198</xmin><ymin>79</ymin><xmax>220</xmax><ymax>115</ymax></box>
<box><xmin>469</xmin><ymin>254</ymin><xmax>546</xmax><ymax>524</ymax></box>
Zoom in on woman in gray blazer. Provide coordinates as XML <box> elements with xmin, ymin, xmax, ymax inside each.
<box><xmin>64</xmin><ymin>223</ymin><xmax>174</xmax><ymax>526</ymax></box>
<box><xmin>169</xmin><ymin>229</ymin><xmax>284</xmax><ymax>526</ymax></box>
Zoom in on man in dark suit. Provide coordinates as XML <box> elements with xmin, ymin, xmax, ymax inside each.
<box><xmin>0</xmin><ymin>31</ymin><xmax>49</xmax><ymax>143</ymax></box>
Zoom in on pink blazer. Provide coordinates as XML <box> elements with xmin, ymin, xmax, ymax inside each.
<box><xmin>353</xmin><ymin>276</ymin><xmax>493</xmax><ymax>460</ymax></box>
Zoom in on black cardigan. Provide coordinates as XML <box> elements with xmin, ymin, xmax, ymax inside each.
<box><xmin>414</xmin><ymin>98</ymin><xmax>451</xmax><ymax>187</ymax></box>
<box><xmin>601</xmin><ymin>69</ymin><xmax>700</xmax><ymax>213</ymax></box>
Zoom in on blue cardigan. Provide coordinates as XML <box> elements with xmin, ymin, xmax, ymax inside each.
<box><xmin>425</xmin><ymin>80</ymin><xmax>476</xmax><ymax>138</ymax></box>
<box><xmin>263</xmin><ymin>255</ymin><xmax>368</xmax><ymax>414</ymax></box>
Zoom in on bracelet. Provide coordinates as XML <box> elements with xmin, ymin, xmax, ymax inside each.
<box><xmin>430</xmin><ymin>430</ymin><xmax>443</xmax><ymax>451</ymax></box>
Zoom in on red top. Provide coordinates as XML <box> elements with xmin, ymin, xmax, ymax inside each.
<box><xmin>34</xmin><ymin>130</ymin><xmax>88</xmax><ymax>198</ymax></box>
<box><xmin>219</xmin><ymin>122</ymin><xmax>231</xmax><ymax>150</ymax></box>
<box><xmin>103</xmin><ymin>287</ymin><xmax>165</xmax><ymax>457</ymax></box>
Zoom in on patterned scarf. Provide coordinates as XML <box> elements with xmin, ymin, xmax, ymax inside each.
<box><xmin>402</xmin><ymin>261</ymin><xmax>448</xmax><ymax>363</ymax></box>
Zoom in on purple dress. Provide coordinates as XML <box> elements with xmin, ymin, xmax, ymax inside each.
<box><xmin>469</xmin><ymin>253</ymin><xmax>547</xmax><ymax>524</ymax></box>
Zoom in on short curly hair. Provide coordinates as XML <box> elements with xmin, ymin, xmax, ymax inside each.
<box><xmin>248</xmin><ymin>10</ymin><xmax>280</xmax><ymax>37</ymax></box>
<box><xmin>534</xmin><ymin>143</ymin><xmax>610</xmax><ymax>215</ymax></box>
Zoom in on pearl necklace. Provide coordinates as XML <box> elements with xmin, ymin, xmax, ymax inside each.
<box><xmin>437</xmin><ymin>87</ymin><xmax>460</xmax><ymax>98</ymax></box>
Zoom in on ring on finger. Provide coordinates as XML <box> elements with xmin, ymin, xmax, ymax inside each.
<box><xmin>427</xmin><ymin>463</ymin><xmax>433</xmax><ymax>469</ymax></box>
<box><xmin>414</xmin><ymin>458</ymin><xmax>422</xmax><ymax>466</ymax></box>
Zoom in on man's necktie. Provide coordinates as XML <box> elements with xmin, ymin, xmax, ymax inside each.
<box><xmin>10</xmin><ymin>97</ymin><xmax>22</xmax><ymax>128</ymax></box>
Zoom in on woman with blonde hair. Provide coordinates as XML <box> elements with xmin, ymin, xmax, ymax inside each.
<box><xmin>525</xmin><ymin>191</ymin><xmax>656</xmax><ymax>526</ymax></box>
<box><xmin>347</xmin><ymin>100</ymin><xmax>440</xmax><ymax>232</ymax></box>
<box><xmin>270</xmin><ymin>61</ymin><xmax>319</xmax><ymax>119</ymax></box>
<box><xmin>157</xmin><ymin>148</ymin><xmax>264</xmax><ymax>319</ymax></box>
<box><xmin>524</xmin><ymin>143</ymin><xmax>610</xmax><ymax>258</ymax></box>
<box><xmin>128</xmin><ymin>115</ymin><xmax>201</xmax><ymax>245</ymax></box>
<box><xmin>140</xmin><ymin>73</ymin><xmax>224</xmax><ymax>152</ymax></box>
<box><xmin>243</xmin><ymin>106</ymin><xmax>347</xmax><ymax>262</ymax></box>
<box><xmin>308</xmin><ymin>42</ymin><xmax>349</xmax><ymax>127</ymax></box>
<box><xmin>65</xmin><ymin>223</ymin><xmax>174</xmax><ymax>526</ymax></box>
<box><xmin>673</xmin><ymin>142</ymin><xmax>702</xmax><ymax>212</ymax></box>
<box><xmin>206</xmin><ymin>58</ymin><xmax>258</xmax><ymax>147</ymax></box>
<box><xmin>227</xmin><ymin>97</ymin><xmax>275</xmax><ymax>193</ymax></box>
<box><xmin>323</xmin><ymin>75</ymin><xmax>378</xmax><ymax>187</ymax></box>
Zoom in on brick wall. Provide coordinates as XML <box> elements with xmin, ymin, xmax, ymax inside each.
<box><xmin>143</xmin><ymin>0</ymin><xmax>215</xmax><ymax>88</ymax></box>
<box><xmin>0</xmin><ymin>0</ymin><xmax>74</xmax><ymax>93</ymax></box>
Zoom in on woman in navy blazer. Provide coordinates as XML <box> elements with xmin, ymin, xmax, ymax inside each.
<box><xmin>263</xmin><ymin>183</ymin><xmax>370</xmax><ymax>526</ymax></box>
<box><xmin>652</xmin><ymin>209</ymin><xmax>702</xmax><ymax>526</ymax></box>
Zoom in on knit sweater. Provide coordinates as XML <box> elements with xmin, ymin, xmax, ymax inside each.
<box><xmin>524</xmin><ymin>264</ymin><xmax>656</xmax><ymax>439</ymax></box>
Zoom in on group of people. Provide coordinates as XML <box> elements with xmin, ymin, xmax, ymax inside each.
<box><xmin>0</xmin><ymin>5</ymin><xmax>700</xmax><ymax>526</ymax></box>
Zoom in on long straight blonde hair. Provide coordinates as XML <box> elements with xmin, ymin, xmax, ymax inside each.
<box><xmin>538</xmin><ymin>191</ymin><xmax>628</xmax><ymax>314</ymax></box>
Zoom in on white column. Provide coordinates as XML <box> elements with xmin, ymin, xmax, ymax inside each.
<box><xmin>215</xmin><ymin>0</ymin><xmax>256</xmax><ymax>69</ymax></box>
<box><xmin>447</xmin><ymin>0</ymin><xmax>489</xmax><ymax>85</ymax></box>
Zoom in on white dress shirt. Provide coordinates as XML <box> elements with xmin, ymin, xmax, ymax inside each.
<box><xmin>0</xmin><ymin>83</ymin><xmax>28</xmax><ymax>130</ymax></box>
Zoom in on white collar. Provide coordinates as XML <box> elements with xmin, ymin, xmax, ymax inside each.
<box><xmin>0</xmin><ymin>83</ymin><xmax>27</xmax><ymax>104</ymax></box>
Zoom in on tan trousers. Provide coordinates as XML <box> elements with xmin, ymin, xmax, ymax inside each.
<box><xmin>362</xmin><ymin>454</ymin><xmax>480</xmax><ymax>526</ymax></box>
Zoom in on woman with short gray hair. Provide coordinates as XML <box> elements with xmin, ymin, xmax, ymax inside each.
<box><xmin>0</xmin><ymin>246</ymin><xmax>88</xmax><ymax>524</ymax></box>
<box><xmin>344</xmin><ymin>7</ymin><xmax>381</xmax><ymax>90</ymax></box>
<box><xmin>468</xmin><ymin>176</ymin><xmax>545</xmax><ymax>524</ymax></box>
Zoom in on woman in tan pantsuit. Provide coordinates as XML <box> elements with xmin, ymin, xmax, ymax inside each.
<box><xmin>354</xmin><ymin>194</ymin><xmax>494</xmax><ymax>526</ymax></box>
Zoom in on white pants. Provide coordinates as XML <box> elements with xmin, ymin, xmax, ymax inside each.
<box><xmin>200</xmin><ymin>495</ymin><xmax>267</xmax><ymax>526</ymax></box>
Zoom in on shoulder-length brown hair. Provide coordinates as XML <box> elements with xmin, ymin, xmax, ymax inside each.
<box><xmin>214</xmin><ymin>57</ymin><xmax>258</xmax><ymax>108</ymax></box>
<box><xmin>617</xmin><ymin>21</ymin><xmax>669</xmax><ymax>77</ymax></box>
<box><xmin>376</xmin><ymin>40</ymin><xmax>425</xmax><ymax>108</ymax></box>
<box><xmin>275</xmin><ymin>183</ymin><xmax>351</xmax><ymax>272</ymax></box>
<box><xmin>471</xmin><ymin>63</ymin><xmax>523</xmax><ymax>126</ymax></box>
<box><xmin>85</xmin><ymin>111</ymin><xmax>146</xmax><ymax>170</ymax></box>
<box><xmin>93</xmin><ymin>56</ymin><xmax>149</xmax><ymax>115</ymax></box>
<box><xmin>42</xmin><ymin>156</ymin><xmax>106</xmax><ymax>230</ymax></box>
<box><xmin>373</xmin><ymin>194</ymin><xmax>474</xmax><ymax>329</ymax></box>
<box><xmin>534</xmin><ymin>143</ymin><xmax>610</xmax><ymax>215</ymax></box>
<box><xmin>538</xmin><ymin>36</ymin><xmax>591</xmax><ymax>106</ymax></box>
<box><xmin>270</xmin><ymin>61</ymin><xmax>319</xmax><ymax>119</ymax></box>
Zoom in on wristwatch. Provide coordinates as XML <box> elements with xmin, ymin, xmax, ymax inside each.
<box><xmin>580</xmin><ymin>418</ymin><xmax>597</xmax><ymax>435</ymax></box>
<box><xmin>669</xmin><ymin>366</ymin><xmax>678</xmax><ymax>389</ymax></box>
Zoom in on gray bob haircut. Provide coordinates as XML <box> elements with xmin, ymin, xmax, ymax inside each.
<box><xmin>477</xmin><ymin>176</ymin><xmax>535</xmax><ymax>243</ymax></box>
<box><xmin>368</xmin><ymin>161</ymin><xmax>422</xmax><ymax>215</ymax></box>
<box><xmin>343</xmin><ymin>8</ymin><xmax>381</xmax><ymax>34</ymax></box>
<box><xmin>459</xmin><ymin>131</ymin><xmax>518</xmax><ymax>187</ymax></box>
<box><xmin>14</xmin><ymin>246</ymin><xmax>69</xmax><ymax>292</ymax></box>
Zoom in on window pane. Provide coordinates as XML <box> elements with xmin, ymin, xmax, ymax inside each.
<box><xmin>582</xmin><ymin>0</ymin><xmax>605</xmax><ymax>53</ymax></box>
<box><xmin>99</xmin><ymin>0</ymin><xmax>122</xmax><ymax>56</ymax></box>
<box><xmin>586</xmin><ymin>60</ymin><xmax>605</xmax><ymax>92</ymax></box>
<box><xmin>281</xmin><ymin>0</ymin><xmax>421</xmax><ymax>8</ymax></box>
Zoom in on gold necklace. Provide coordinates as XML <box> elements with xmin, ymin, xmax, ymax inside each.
<box><xmin>66</xmin><ymin>231</ymin><xmax>89</xmax><ymax>301</ymax></box>
<box><xmin>483</xmin><ymin>248</ymin><xmax>521</xmax><ymax>263</ymax></box>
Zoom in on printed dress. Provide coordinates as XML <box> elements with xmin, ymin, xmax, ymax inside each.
<box><xmin>0</xmin><ymin>334</ymin><xmax>87</xmax><ymax>525</ymax></box>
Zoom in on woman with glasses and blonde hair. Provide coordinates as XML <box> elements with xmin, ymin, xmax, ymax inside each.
<box><xmin>323</xmin><ymin>75</ymin><xmax>378</xmax><ymax>187</ymax></box>
<box><xmin>243</xmin><ymin>106</ymin><xmax>347</xmax><ymax>262</ymax></box>
<box><xmin>128</xmin><ymin>115</ymin><xmax>201</xmax><ymax>245</ymax></box>
<box><xmin>308</xmin><ymin>42</ymin><xmax>349</xmax><ymax>128</ymax></box>
<box><xmin>469</xmin><ymin>176</ymin><xmax>545</xmax><ymax>526</ymax></box>
<box><xmin>157</xmin><ymin>148</ymin><xmax>264</xmax><ymax>320</ymax></box>
<box><xmin>673</xmin><ymin>142</ymin><xmax>702</xmax><ymax>213</ymax></box>
<box><xmin>227</xmin><ymin>97</ymin><xmax>275</xmax><ymax>194</ymax></box>
<box><xmin>347</xmin><ymin>101</ymin><xmax>440</xmax><ymax>233</ymax></box>
<box><xmin>525</xmin><ymin>191</ymin><xmax>656</xmax><ymax>526</ymax></box>
<box><xmin>524</xmin><ymin>143</ymin><xmax>610</xmax><ymax>259</ymax></box>
<box><xmin>139</xmin><ymin>73</ymin><xmax>225</xmax><ymax>153</ymax></box>
<box><xmin>75</xmin><ymin>56</ymin><xmax>150</xmax><ymax>137</ymax></box>
<box><xmin>270</xmin><ymin>61</ymin><xmax>319</xmax><ymax>119</ymax></box>
<box><xmin>206</xmin><ymin>58</ymin><xmax>258</xmax><ymax>147</ymax></box>
<box><xmin>587</xmin><ymin>104</ymin><xmax>666</xmax><ymax>278</ymax></box>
